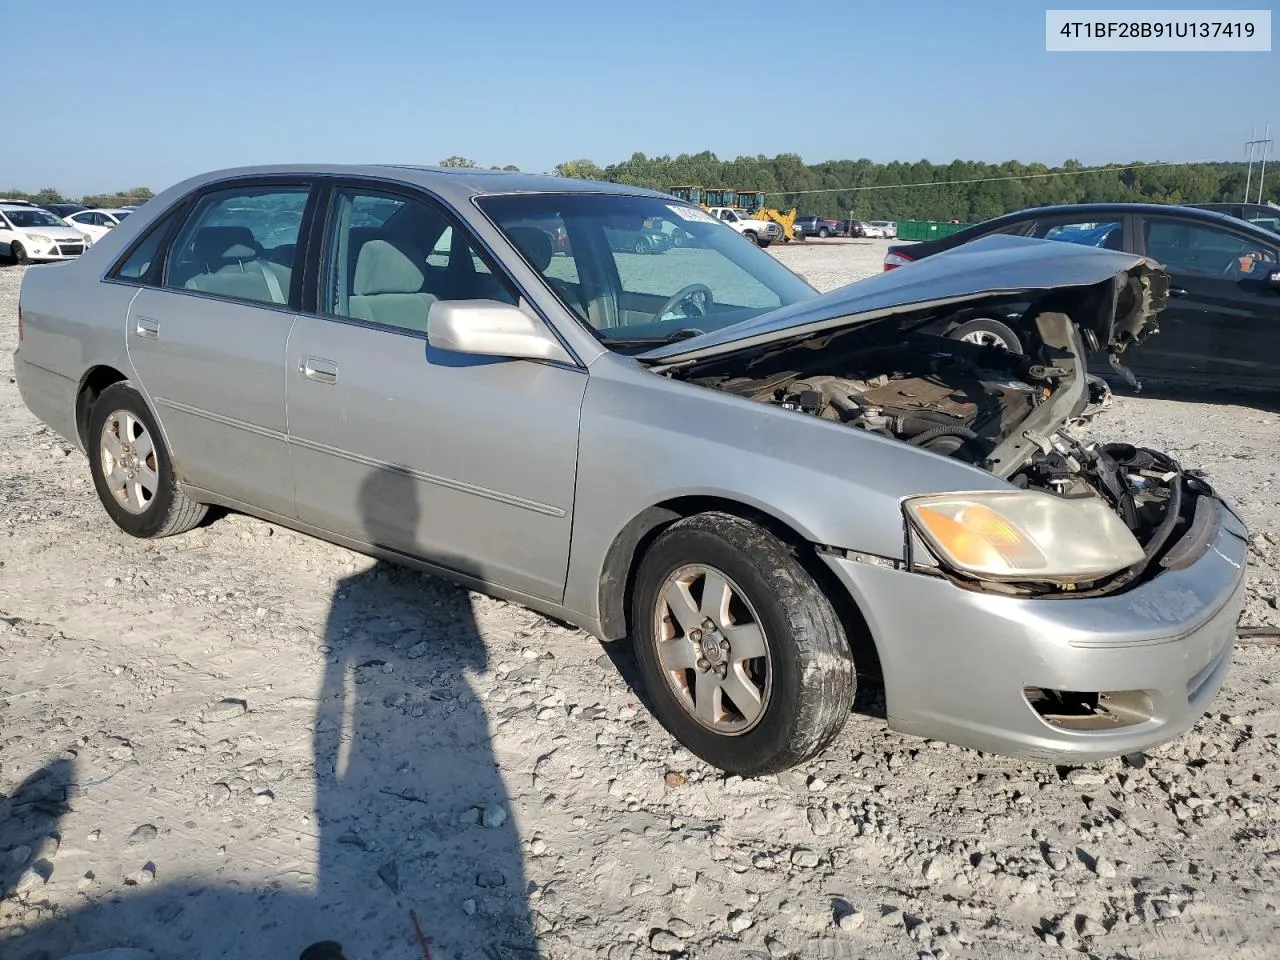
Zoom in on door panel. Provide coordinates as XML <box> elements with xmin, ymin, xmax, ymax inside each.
<box><xmin>1135</xmin><ymin>216</ymin><xmax>1280</xmax><ymax>384</ymax></box>
<box><xmin>126</xmin><ymin>288</ymin><xmax>297</xmax><ymax>514</ymax></box>
<box><xmin>286</xmin><ymin>316</ymin><xmax>587</xmax><ymax>600</ymax></box>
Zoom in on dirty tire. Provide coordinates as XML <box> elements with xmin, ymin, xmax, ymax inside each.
<box><xmin>11</xmin><ymin>242</ymin><xmax>29</xmax><ymax>265</ymax></box>
<box><xmin>743</xmin><ymin>231</ymin><xmax>759</xmax><ymax>245</ymax></box>
<box><xmin>630</xmin><ymin>512</ymin><xmax>856</xmax><ymax>775</ymax></box>
<box><xmin>949</xmin><ymin>317</ymin><xmax>1023</xmax><ymax>354</ymax></box>
<box><xmin>87</xmin><ymin>381</ymin><xmax>207</xmax><ymax>538</ymax></box>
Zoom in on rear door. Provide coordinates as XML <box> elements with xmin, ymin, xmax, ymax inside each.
<box><xmin>123</xmin><ymin>179</ymin><xmax>317</xmax><ymax>516</ymax></box>
<box><xmin>1134</xmin><ymin>214</ymin><xmax>1280</xmax><ymax>385</ymax></box>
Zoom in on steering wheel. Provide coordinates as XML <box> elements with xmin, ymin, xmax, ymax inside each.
<box><xmin>654</xmin><ymin>283</ymin><xmax>714</xmax><ymax>322</ymax></box>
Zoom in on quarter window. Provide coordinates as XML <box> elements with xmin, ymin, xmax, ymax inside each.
<box><xmin>1144</xmin><ymin>219</ymin><xmax>1277</xmax><ymax>279</ymax></box>
<box><xmin>111</xmin><ymin>207</ymin><xmax>185</xmax><ymax>282</ymax></box>
<box><xmin>163</xmin><ymin>185</ymin><xmax>310</xmax><ymax>306</ymax></box>
<box><xmin>321</xmin><ymin>187</ymin><xmax>514</xmax><ymax>334</ymax></box>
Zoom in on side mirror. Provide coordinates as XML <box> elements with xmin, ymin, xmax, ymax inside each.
<box><xmin>427</xmin><ymin>299</ymin><xmax>573</xmax><ymax>364</ymax></box>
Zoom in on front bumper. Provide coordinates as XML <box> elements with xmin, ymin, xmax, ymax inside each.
<box><xmin>822</xmin><ymin>497</ymin><xmax>1248</xmax><ymax>761</ymax></box>
<box><xmin>23</xmin><ymin>239</ymin><xmax>87</xmax><ymax>260</ymax></box>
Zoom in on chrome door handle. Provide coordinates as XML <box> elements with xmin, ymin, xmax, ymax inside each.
<box><xmin>135</xmin><ymin>317</ymin><xmax>160</xmax><ymax>339</ymax></box>
<box><xmin>301</xmin><ymin>357</ymin><xmax>338</xmax><ymax>384</ymax></box>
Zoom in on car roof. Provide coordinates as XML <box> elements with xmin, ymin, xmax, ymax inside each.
<box><xmin>165</xmin><ymin>163</ymin><xmax>671</xmax><ymax>204</ymax></box>
<box><xmin>980</xmin><ymin>201</ymin><xmax>1273</xmax><ymax>232</ymax></box>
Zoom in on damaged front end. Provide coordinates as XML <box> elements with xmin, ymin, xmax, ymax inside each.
<box><xmin>664</xmin><ymin>259</ymin><xmax>1219</xmax><ymax>598</ymax></box>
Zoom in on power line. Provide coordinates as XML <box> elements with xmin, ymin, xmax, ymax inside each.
<box><xmin>764</xmin><ymin>160</ymin><xmax>1215</xmax><ymax>197</ymax></box>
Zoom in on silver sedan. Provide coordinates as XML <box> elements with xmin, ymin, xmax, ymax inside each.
<box><xmin>14</xmin><ymin>165</ymin><xmax>1248</xmax><ymax>774</ymax></box>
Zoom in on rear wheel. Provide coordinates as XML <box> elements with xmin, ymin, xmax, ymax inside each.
<box><xmin>630</xmin><ymin>512</ymin><xmax>856</xmax><ymax>775</ymax></box>
<box><xmin>87</xmin><ymin>382</ymin><xmax>207</xmax><ymax>538</ymax></box>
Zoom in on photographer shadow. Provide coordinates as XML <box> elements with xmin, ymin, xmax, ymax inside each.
<box><xmin>1</xmin><ymin>468</ymin><xmax>536</xmax><ymax>959</ymax></box>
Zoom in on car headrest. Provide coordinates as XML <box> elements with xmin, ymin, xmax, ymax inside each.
<box><xmin>506</xmin><ymin>226</ymin><xmax>553</xmax><ymax>273</ymax></box>
<box><xmin>192</xmin><ymin>226</ymin><xmax>258</xmax><ymax>262</ymax></box>
<box><xmin>353</xmin><ymin>239</ymin><xmax>426</xmax><ymax>296</ymax></box>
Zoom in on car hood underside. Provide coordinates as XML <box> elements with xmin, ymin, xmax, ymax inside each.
<box><xmin>637</xmin><ymin>234</ymin><xmax>1169</xmax><ymax>370</ymax></box>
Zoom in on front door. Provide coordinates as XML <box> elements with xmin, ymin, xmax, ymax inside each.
<box><xmin>1135</xmin><ymin>214</ymin><xmax>1280</xmax><ymax>386</ymax></box>
<box><xmin>285</xmin><ymin>183</ymin><xmax>587</xmax><ymax>601</ymax></box>
<box><xmin>125</xmin><ymin>180</ymin><xmax>314</xmax><ymax>516</ymax></box>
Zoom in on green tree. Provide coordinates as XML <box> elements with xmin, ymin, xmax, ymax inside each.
<box><xmin>554</xmin><ymin>159</ymin><xmax>604</xmax><ymax>180</ymax></box>
<box><xmin>439</xmin><ymin>156</ymin><xmax>477</xmax><ymax>168</ymax></box>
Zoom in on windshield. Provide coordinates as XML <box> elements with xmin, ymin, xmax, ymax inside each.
<box><xmin>5</xmin><ymin>208</ymin><xmax>65</xmax><ymax>228</ymax></box>
<box><xmin>476</xmin><ymin>193</ymin><xmax>816</xmax><ymax>348</ymax></box>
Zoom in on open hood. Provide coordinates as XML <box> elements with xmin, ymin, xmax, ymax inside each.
<box><xmin>637</xmin><ymin>234</ymin><xmax>1168</xmax><ymax>368</ymax></box>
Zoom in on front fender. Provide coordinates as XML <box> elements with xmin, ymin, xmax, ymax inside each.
<box><xmin>561</xmin><ymin>356</ymin><xmax>1010</xmax><ymax>623</ymax></box>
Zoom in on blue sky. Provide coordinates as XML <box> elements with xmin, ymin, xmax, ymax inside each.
<box><xmin>6</xmin><ymin>0</ymin><xmax>1276</xmax><ymax>194</ymax></box>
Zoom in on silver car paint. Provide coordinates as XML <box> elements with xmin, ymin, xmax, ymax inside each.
<box><xmin>284</xmin><ymin>313</ymin><xmax>587</xmax><ymax>601</ymax></box>
<box><xmin>126</xmin><ymin>287</ymin><xmax>298</xmax><ymax>518</ymax></box>
<box><xmin>12</xmin><ymin>163</ymin><xmax>1248</xmax><ymax>761</ymax></box>
<box><xmin>821</xmin><ymin>500</ymin><xmax>1247</xmax><ymax>760</ymax></box>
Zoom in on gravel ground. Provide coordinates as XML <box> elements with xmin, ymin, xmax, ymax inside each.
<box><xmin>0</xmin><ymin>245</ymin><xmax>1277</xmax><ymax>960</ymax></box>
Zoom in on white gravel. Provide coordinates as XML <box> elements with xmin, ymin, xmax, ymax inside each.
<box><xmin>1</xmin><ymin>249</ymin><xmax>1277</xmax><ymax>960</ymax></box>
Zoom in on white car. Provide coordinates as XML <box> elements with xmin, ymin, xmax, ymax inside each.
<box><xmin>63</xmin><ymin>208</ymin><xmax>133</xmax><ymax>242</ymax></box>
<box><xmin>0</xmin><ymin>202</ymin><xmax>91</xmax><ymax>263</ymax></box>
<box><xmin>867</xmin><ymin>220</ymin><xmax>897</xmax><ymax>239</ymax></box>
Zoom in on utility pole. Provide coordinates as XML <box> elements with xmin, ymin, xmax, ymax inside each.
<box><xmin>1245</xmin><ymin>125</ymin><xmax>1272</xmax><ymax>202</ymax></box>
<box><xmin>1256</xmin><ymin>124</ymin><xmax>1271</xmax><ymax>204</ymax></box>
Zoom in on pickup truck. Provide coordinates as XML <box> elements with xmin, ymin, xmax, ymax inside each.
<box><xmin>706</xmin><ymin>206</ymin><xmax>782</xmax><ymax>247</ymax></box>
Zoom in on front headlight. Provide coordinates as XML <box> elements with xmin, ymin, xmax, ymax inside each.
<box><xmin>81</xmin><ymin>233</ymin><xmax>93</xmax><ymax>245</ymax></box>
<box><xmin>904</xmin><ymin>491</ymin><xmax>1144</xmax><ymax>584</ymax></box>
<box><xmin>28</xmin><ymin>234</ymin><xmax>52</xmax><ymax>245</ymax></box>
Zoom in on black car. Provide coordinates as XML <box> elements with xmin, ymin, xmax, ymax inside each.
<box><xmin>40</xmin><ymin>202</ymin><xmax>88</xmax><ymax>219</ymax></box>
<box><xmin>833</xmin><ymin>219</ymin><xmax>865</xmax><ymax>238</ymax></box>
<box><xmin>884</xmin><ymin>203</ymin><xmax>1280</xmax><ymax>390</ymax></box>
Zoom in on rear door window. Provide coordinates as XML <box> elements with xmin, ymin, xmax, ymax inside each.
<box><xmin>163</xmin><ymin>185</ymin><xmax>311</xmax><ymax>306</ymax></box>
<box><xmin>1036</xmin><ymin>219</ymin><xmax>1124</xmax><ymax>249</ymax></box>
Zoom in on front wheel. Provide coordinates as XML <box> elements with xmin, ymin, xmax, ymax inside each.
<box><xmin>11</xmin><ymin>242</ymin><xmax>29</xmax><ymax>265</ymax></box>
<box><xmin>87</xmin><ymin>382</ymin><xmax>208</xmax><ymax>538</ymax></box>
<box><xmin>818</xmin><ymin>228</ymin><xmax>829</xmax><ymax>238</ymax></box>
<box><xmin>742</xmin><ymin>231</ymin><xmax>759</xmax><ymax>245</ymax></box>
<box><xmin>948</xmin><ymin>317</ymin><xmax>1023</xmax><ymax>354</ymax></box>
<box><xmin>634</xmin><ymin>237</ymin><xmax>649</xmax><ymax>255</ymax></box>
<box><xmin>630</xmin><ymin>512</ymin><xmax>856</xmax><ymax>775</ymax></box>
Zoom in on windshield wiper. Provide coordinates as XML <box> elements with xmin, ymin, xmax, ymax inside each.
<box><xmin>603</xmin><ymin>327</ymin><xmax>708</xmax><ymax>347</ymax></box>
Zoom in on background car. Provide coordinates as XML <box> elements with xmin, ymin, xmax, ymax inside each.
<box><xmin>41</xmin><ymin>202</ymin><xmax>89</xmax><ymax>220</ymax></box>
<box><xmin>0</xmin><ymin>202</ymin><xmax>91</xmax><ymax>263</ymax></box>
<box><xmin>860</xmin><ymin>221</ymin><xmax>887</xmax><ymax>238</ymax></box>
<box><xmin>63</xmin><ymin>208</ymin><xmax>133</xmax><ymax>242</ymax></box>
<box><xmin>794</xmin><ymin>215</ymin><xmax>838</xmax><ymax>238</ymax></box>
<box><xmin>866</xmin><ymin>220</ymin><xmax>896</xmax><ymax>238</ymax></box>
<box><xmin>883</xmin><ymin>203</ymin><xmax>1280</xmax><ymax>389</ymax></box>
<box><xmin>603</xmin><ymin>224</ymin><xmax>671</xmax><ymax>254</ymax></box>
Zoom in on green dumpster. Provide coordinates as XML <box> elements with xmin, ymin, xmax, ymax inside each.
<box><xmin>895</xmin><ymin>220</ymin><xmax>971</xmax><ymax>241</ymax></box>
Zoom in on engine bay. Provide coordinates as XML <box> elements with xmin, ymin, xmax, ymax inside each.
<box><xmin>678</xmin><ymin>322</ymin><xmax>1206</xmax><ymax>592</ymax></box>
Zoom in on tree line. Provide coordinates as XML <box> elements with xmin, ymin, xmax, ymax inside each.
<box><xmin>551</xmin><ymin>153</ymin><xmax>1279</xmax><ymax>222</ymax></box>
<box><xmin>8</xmin><ymin>153</ymin><xmax>1277</xmax><ymax>222</ymax></box>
